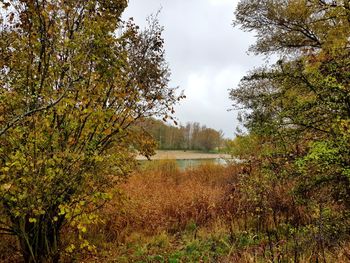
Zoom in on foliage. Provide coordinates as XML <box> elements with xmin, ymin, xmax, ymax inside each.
<box><xmin>229</xmin><ymin>0</ymin><xmax>350</xmax><ymax>260</ymax></box>
<box><xmin>0</xmin><ymin>1</ymin><xmax>182</xmax><ymax>262</ymax></box>
<box><xmin>38</xmin><ymin>162</ymin><xmax>350</xmax><ymax>261</ymax></box>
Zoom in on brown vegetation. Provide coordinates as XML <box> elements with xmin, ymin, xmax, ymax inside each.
<box><xmin>92</xmin><ymin>161</ymin><xmax>350</xmax><ymax>262</ymax></box>
<box><xmin>98</xmin><ymin>161</ymin><xmax>237</xmax><ymax>240</ymax></box>
<box><xmin>1</xmin><ymin>160</ymin><xmax>350</xmax><ymax>262</ymax></box>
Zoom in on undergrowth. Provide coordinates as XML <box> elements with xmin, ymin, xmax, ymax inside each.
<box><xmin>1</xmin><ymin>160</ymin><xmax>349</xmax><ymax>262</ymax></box>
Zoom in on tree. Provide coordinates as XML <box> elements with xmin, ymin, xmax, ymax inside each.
<box><xmin>197</xmin><ymin>127</ymin><xmax>223</xmax><ymax>152</ymax></box>
<box><xmin>231</xmin><ymin>0</ymin><xmax>350</xmax><ymax>258</ymax></box>
<box><xmin>0</xmin><ymin>1</ymin><xmax>182</xmax><ymax>262</ymax></box>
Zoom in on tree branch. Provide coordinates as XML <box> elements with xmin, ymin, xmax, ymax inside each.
<box><xmin>0</xmin><ymin>93</ymin><xmax>65</xmax><ymax>137</ymax></box>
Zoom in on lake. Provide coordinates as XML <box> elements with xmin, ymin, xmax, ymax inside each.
<box><xmin>175</xmin><ymin>158</ymin><xmax>228</xmax><ymax>170</ymax></box>
<box><xmin>136</xmin><ymin>150</ymin><xmax>233</xmax><ymax>170</ymax></box>
<box><xmin>136</xmin><ymin>150</ymin><xmax>231</xmax><ymax>161</ymax></box>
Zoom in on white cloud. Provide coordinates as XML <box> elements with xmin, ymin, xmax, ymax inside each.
<box><xmin>124</xmin><ymin>0</ymin><xmax>263</xmax><ymax>138</ymax></box>
<box><xmin>208</xmin><ymin>0</ymin><xmax>237</xmax><ymax>6</ymax></box>
<box><xmin>173</xmin><ymin>66</ymin><xmax>244</xmax><ymax>137</ymax></box>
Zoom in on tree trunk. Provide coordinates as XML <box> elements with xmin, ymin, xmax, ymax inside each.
<box><xmin>16</xmin><ymin>217</ymin><xmax>61</xmax><ymax>263</ymax></box>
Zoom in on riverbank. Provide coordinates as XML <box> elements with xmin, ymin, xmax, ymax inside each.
<box><xmin>136</xmin><ymin>150</ymin><xmax>231</xmax><ymax>160</ymax></box>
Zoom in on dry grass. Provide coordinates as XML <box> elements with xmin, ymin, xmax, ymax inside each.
<box><xmin>99</xmin><ymin>160</ymin><xmax>240</xmax><ymax>240</ymax></box>
<box><xmin>0</xmin><ymin>236</ymin><xmax>21</xmax><ymax>263</ymax></box>
<box><xmin>2</xmin><ymin>160</ymin><xmax>350</xmax><ymax>262</ymax></box>
<box><xmin>85</xmin><ymin>160</ymin><xmax>350</xmax><ymax>262</ymax></box>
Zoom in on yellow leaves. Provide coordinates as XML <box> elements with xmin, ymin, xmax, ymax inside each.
<box><xmin>47</xmin><ymin>158</ymin><xmax>55</xmax><ymax>166</ymax></box>
<box><xmin>65</xmin><ymin>244</ymin><xmax>76</xmax><ymax>254</ymax></box>
<box><xmin>285</xmin><ymin>0</ymin><xmax>310</xmax><ymax>20</ymax></box>
<box><xmin>79</xmin><ymin>239</ymin><xmax>96</xmax><ymax>252</ymax></box>
<box><xmin>1</xmin><ymin>183</ymin><xmax>12</xmax><ymax>191</ymax></box>
<box><xmin>93</xmin><ymin>155</ymin><xmax>104</xmax><ymax>162</ymax></box>
<box><xmin>82</xmin><ymin>108</ymin><xmax>90</xmax><ymax>114</ymax></box>
<box><xmin>58</xmin><ymin>205</ymin><xmax>67</xmax><ymax>216</ymax></box>
<box><xmin>77</xmin><ymin>224</ymin><xmax>87</xmax><ymax>233</ymax></box>
<box><xmin>29</xmin><ymin>218</ymin><xmax>37</xmax><ymax>223</ymax></box>
<box><xmin>33</xmin><ymin>209</ymin><xmax>46</xmax><ymax>216</ymax></box>
<box><xmin>324</xmin><ymin>26</ymin><xmax>350</xmax><ymax>53</ymax></box>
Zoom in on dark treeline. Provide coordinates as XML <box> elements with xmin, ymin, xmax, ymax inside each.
<box><xmin>141</xmin><ymin>119</ymin><xmax>224</xmax><ymax>152</ymax></box>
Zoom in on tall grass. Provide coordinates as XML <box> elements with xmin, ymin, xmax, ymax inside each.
<box><xmin>89</xmin><ymin>160</ymin><xmax>349</xmax><ymax>262</ymax></box>
<box><xmin>2</xmin><ymin>160</ymin><xmax>349</xmax><ymax>262</ymax></box>
<box><xmin>101</xmin><ymin>160</ymin><xmax>238</xmax><ymax>238</ymax></box>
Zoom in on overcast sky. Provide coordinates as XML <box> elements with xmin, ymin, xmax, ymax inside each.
<box><xmin>124</xmin><ymin>0</ymin><xmax>263</xmax><ymax>138</ymax></box>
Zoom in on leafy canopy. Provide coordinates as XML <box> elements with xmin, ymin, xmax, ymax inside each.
<box><xmin>230</xmin><ymin>0</ymin><xmax>350</xmax><ymax>254</ymax></box>
<box><xmin>0</xmin><ymin>0</ymin><xmax>183</xmax><ymax>261</ymax></box>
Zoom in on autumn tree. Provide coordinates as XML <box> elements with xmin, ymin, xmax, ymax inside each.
<box><xmin>197</xmin><ymin>127</ymin><xmax>223</xmax><ymax>151</ymax></box>
<box><xmin>0</xmin><ymin>1</ymin><xmax>182</xmax><ymax>262</ymax></box>
<box><xmin>231</xmin><ymin>0</ymin><xmax>350</xmax><ymax>259</ymax></box>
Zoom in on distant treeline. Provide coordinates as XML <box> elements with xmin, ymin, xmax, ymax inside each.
<box><xmin>140</xmin><ymin>119</ymin><xmax>224</xmax><ymax>152</ymax></box>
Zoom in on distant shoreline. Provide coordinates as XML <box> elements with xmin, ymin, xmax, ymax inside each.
<box><xmin>136</xmin><ymin>150</ymin><xmax>231</xmax><ymax>160</ymax></box>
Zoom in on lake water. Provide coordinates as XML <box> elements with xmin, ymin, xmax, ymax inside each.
<box><xmin>137</xmin><ymin>151</ymin><xmax>236</xmax><ymax>171</ymax></box>
<box><xmin>176</xmin><ymin>158</ymin><xmax>227</xmax><ymax>170</ymax></box>
<box><xmin>137</xmin><ymin>158</ymin><xmax>228</xmax><ymax>171</ymax></box>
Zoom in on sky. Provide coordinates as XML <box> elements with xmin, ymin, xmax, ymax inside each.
<box><xmin>123</xmin><ymin>0</ymin><xmax>263</xmax><ymax>138</ymax></box>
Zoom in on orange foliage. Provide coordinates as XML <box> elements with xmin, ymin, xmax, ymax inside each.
<box><xmin>99</xmin><ymin>161</ymin><xmax>241</xmax><ymax>241</ymax></box>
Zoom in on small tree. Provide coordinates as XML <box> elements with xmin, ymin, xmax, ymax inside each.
<box><xmin>0</xmin><ymin>1</ymin><xmax>183</xmax><ymax>262</ymax></box>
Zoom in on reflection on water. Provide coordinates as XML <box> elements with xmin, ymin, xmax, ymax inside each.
<box><xmin>138</xmin><ymin>158</ymin><xmax>234</xmax><ymax>171</ymax></box>
<box><xmin>152</xmin><ymin>158</ymin><xmax>227</xmax><ymax>170</ymax></box>
<box><xmin>176</xmin><ymin>158</ymin><xmax>227</xmax><ymax>170</ymax></box>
